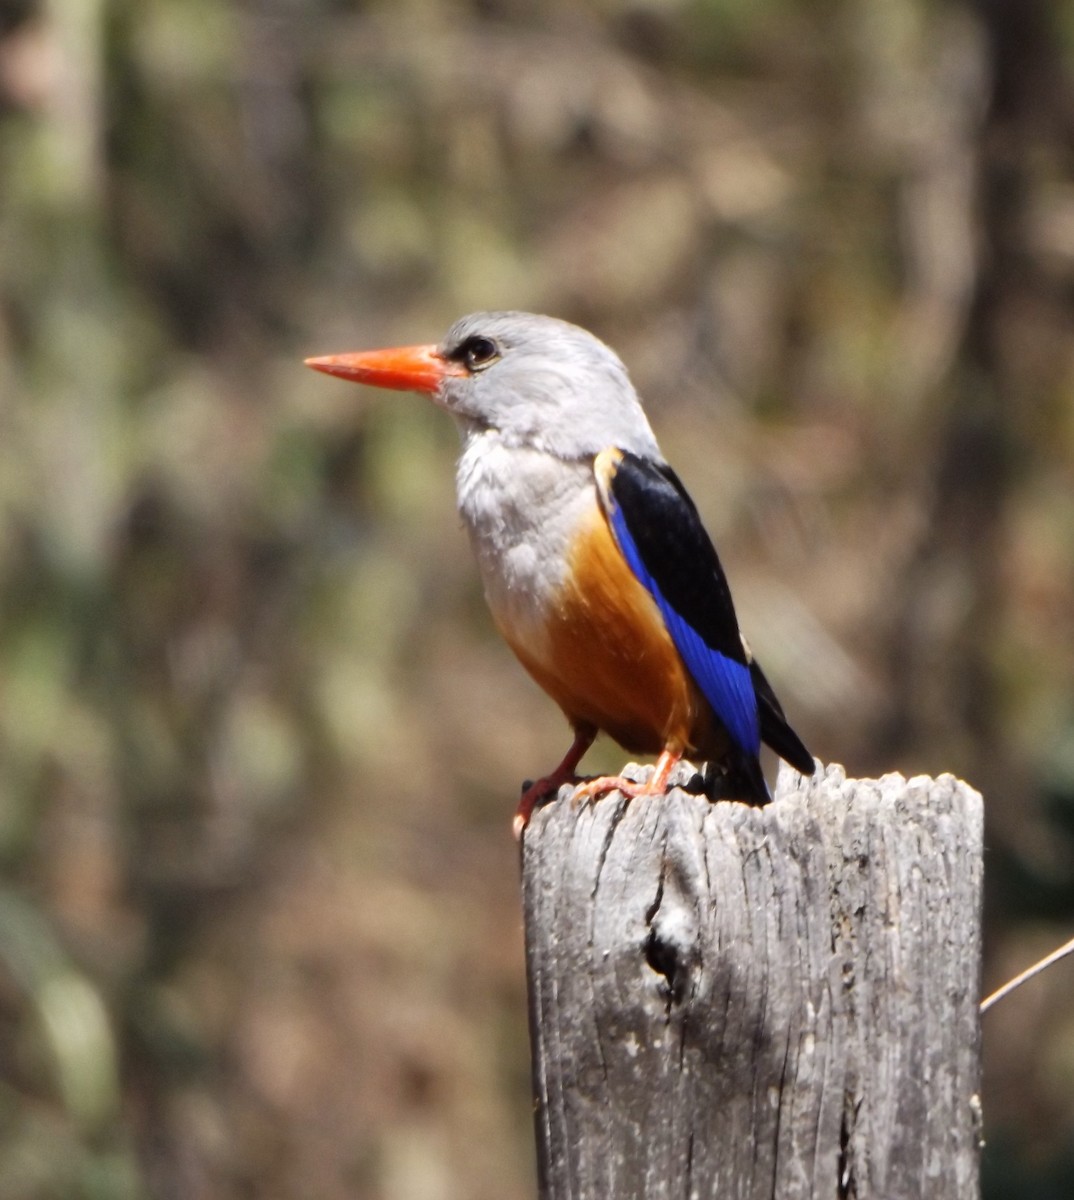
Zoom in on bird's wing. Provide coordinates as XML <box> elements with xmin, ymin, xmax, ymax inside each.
<box><xmin>593</xmin><ymin>448</ymin><xmax>760</xmax><ymax>759</ymax></box>
<box><xmin>749</xmin><ymin>657</ymin><xmax>815</xmax><ymax>776</ymax></box>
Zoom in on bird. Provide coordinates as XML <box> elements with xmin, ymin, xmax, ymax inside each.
<box><xmin>306</xmin><ymin>312</ymin><xmax>814</xmax><ymax>837</ymax></box>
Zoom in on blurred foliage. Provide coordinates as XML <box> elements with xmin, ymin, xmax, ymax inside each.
<box><xmin>0</xmin><ymin>0</ymin><xmax>1073</xmax><ymax>1196</ymax></box>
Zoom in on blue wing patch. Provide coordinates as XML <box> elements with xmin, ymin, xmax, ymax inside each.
<box><xmin>607</xmin><ymin>498</ymin><xmax>761</xmax><ymax>758</ymax></box>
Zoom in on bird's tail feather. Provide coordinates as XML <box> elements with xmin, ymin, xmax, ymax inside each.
<box><xmin>702</xmin><ymin>752</ymin><xmax>770</xmax><ymax>806</ymax></box>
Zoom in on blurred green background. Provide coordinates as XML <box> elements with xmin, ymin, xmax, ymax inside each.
<box><xmin>1</xmin><ymin>0</ymin><xmax>1073</xmax><ymax>1196</ymax></box>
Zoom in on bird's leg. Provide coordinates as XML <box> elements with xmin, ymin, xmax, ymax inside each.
<box><xmin>571</xmin><ymin>747</ymin><xmax>682</xmax><ymax>808</ymax></box>
<box><xmin>513</xmin><ymin>725</ymin><xmax>597</xmax><ymax>839</ymax></box>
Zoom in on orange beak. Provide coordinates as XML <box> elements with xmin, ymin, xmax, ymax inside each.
<box><xmin>304</xmin><ymin>343</ymin><xmax>463</xmax><ymax>395</ymax></box>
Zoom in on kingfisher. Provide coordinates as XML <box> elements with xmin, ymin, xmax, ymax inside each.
<box><xmin>306</xmin><ymin>312</ymin><xmax>814</xmax><ymax>836</ymax></box>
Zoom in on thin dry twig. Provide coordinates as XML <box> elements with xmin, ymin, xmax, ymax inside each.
<box><xmin>980</xmin><ymin>934</ymin><xmax>1074</xmax><ymax>1014</ymax></box>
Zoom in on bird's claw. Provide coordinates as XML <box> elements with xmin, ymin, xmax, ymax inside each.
<box><xmin>570</xmin><ymin>774</ymin><xmax>653</xmax><ymax>807</ymax></box>
<box><xmin>514</xmin><ymin>774</ymin><xmax>576</xmax><ymax>841</ymax></box>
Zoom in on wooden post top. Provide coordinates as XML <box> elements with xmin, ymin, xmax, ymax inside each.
<box><xmin>521</xmin><ymin>762</ymin><xmax>984</xmax><ymax>1200</ymax></box>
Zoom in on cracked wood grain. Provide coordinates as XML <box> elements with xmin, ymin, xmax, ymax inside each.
<box><xmin>521</xmin><ymin>762</ymin><xmax>984</xmax><ymax>1200</ymax></box>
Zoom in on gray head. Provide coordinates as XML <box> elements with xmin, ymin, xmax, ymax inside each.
<box><xmin>306</xmin><ymin>311</ymin><xmax>661</xmax><ymax>462</ymax></box>
<box><xmin>434</xmin><ymin>312</ymin><xmax>660</xmax><ymax>459</ymax></box>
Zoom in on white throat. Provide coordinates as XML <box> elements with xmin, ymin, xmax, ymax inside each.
<box><xmin>454</xmin><ymin>427</ymin><xmax>595</xmax><ymax>650</ymax></box>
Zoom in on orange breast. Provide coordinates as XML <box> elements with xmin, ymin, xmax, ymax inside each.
<box><xmin>500</xmin><ymin>502</ymin><xmax>720</xmax><ymax>758</ymax></box>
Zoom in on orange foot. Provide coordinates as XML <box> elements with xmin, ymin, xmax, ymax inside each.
<box><xmin>513</xmin><ymin>726</ymin><xmax>596</xmax><ymax>840</ymax></box>
<box><xmin>571</xmin><ymin>748</ymin><xmax>682</xmax><ymax>809</ymax></box>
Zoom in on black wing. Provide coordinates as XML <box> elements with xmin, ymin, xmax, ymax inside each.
<box><xmin>750</xmin><ymin>659</ymin><xmax>815</xmax><ymax>776</ymax></box>
<box><xmin>596</xmin><ymin>449</ymin><xmax>760</xmax><ymax>759</ymax></box>
<box><xmin>596</xmin><ymin>448</ymin><xmax>813</xmax><ymax>776</ymax></box>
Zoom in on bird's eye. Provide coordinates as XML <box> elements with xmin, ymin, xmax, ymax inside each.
<box><xmin>460</xmin><ymin>336</ymin><xmax>500</xmax><ymax>371</ymax></box>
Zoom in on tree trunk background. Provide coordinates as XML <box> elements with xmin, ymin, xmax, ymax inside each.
<box><xmin>522</xmin><ymin>762</ymin><xmax>984</xmax><ymax>1200</ymax></box>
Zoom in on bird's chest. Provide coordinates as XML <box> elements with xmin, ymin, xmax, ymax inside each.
<box><xmin>454</xmin><ymin>432</ymin><xmax>701</xmax><ymax>753</ymax></box>
<box><xmin>455</xmin><ymin>438</ymin><xmax>594</xmax><ymax>653</ymax></box>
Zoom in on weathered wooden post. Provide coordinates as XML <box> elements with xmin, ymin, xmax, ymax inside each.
<box><xmin>521</xmin><ymin>761</ymin><xmax>984</xmax><ymax>1200</ymax></box>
